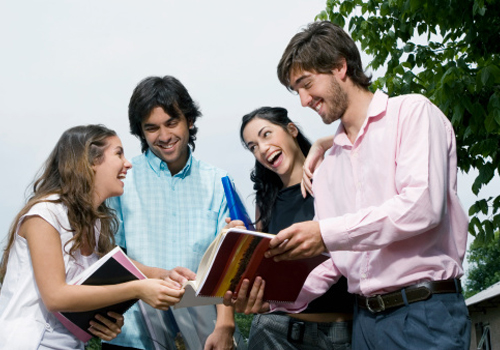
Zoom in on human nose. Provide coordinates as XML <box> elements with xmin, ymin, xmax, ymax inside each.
<box><xmin>158</xmin><ymin>126</ymin><xmax>170</xmax><ymax>141</ymax></box>
<box><xmin>298</xmin><ymin>89</ymin><xmax>312</xmax><ymax>108</ymax></box>
<box><xmin>124</xmin><ymin>158</ymin><xmax>132</xmax><ymax>170</ymax></box>
<box><xmin>258</xmin><ymin>140</ymin><xmax>271</xmax><ymax>157</ymax></box>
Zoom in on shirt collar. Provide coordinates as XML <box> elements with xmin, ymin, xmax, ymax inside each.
<box><xmin>145</xmin><ymin>148</ymin><xmax>193</xmax><ymax>178</ymax></box>
<box><xmin>333</xmin><ymin>89</ymin><xmax>388</xmax><ymax>147</ymax></box>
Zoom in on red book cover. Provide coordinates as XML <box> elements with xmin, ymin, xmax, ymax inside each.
<box><xmin>176</xmin><ymin>228</ymin><xmax>329</xmax><ymax>308</ymax></box>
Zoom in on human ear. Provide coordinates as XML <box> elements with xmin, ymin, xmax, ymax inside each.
<box><xmin>332</xmin><ymin>59</ymin><xmax>348</xmax><ymax>80</ymax></box>
<box><xmin>287</xmin><ymin>123</ymin><xmax>299</xmax><ymax>138</ymax></box>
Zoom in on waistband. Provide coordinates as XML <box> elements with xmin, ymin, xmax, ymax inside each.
<box><xmin>357</xmin><ymin>278</ymin><xmax>461</xmax><ymax>313</ymax></box>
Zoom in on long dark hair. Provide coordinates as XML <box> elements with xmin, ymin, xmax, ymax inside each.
<box><xmin>240</xmin><ymin>107</ymin><xmax>311</xmax><ymax>231</ymax></box>
<box><xmin>0</xmin><ymin>125</ymin><xmax>118</xmax><ymax>283</ymax></box>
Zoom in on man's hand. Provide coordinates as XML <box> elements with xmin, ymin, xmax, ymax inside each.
<box><xmin>204</xmin><ymin>325</ymin><xmax>235</xmax><ymax>350</ymax></box>
<box><xmin>223</xmin><ymin>277</ymin><xmax>270</xmax><ymax>315</ymax></box>
<box><xmin>204</xmin><ymin>304</ymin><xmax>236</xmax><ymax>350</ymax></box>
<box><xmin>265</xmin><ymin>221</ymin><xmax>327</xmax><ymax>261</ymax></box>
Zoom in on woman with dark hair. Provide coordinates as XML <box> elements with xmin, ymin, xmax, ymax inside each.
<box><xmin>0</xmin><ymin>124</ymin><xmax>192</xmax><ymax>349</ymax></box>
<box><xmin>240</xmin><ymin>107</ymin><xmax>353</xmax><ymax>350</ymax></box>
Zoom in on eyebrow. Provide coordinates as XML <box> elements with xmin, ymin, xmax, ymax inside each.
<box><xmin>245</xmin><ymin>126</ymin><xmax>268</xmax><ymax>148</ymax></box>
<box><xmin>257</xmin><ymin>126</ymin><xmax>267</xmax><ymax>137</ymax></box>
<box><xmin>290</xmin><ymin>73</ymin><xmax>308</xmax><ymax>91</ymax></box>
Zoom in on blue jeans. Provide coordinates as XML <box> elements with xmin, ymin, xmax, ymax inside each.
<box><xmin>353</xmin><ymin>293</ymin><xmax>471</xmax><ymax>350</ymax></box>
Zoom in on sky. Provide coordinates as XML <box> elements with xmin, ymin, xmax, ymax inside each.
<box><xmin>1</xmin><ymin>1</ymin><xmax>499</xmax><ymax>275</ymax></box>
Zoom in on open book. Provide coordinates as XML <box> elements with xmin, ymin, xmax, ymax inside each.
<box><xmin>54</xmin><ymin>246</ymin><xmax>146</xmax><ymax>343</ymax></box>
<box><xmin>175</xmin><ymin>227</ymin><xmax>329</xmax><ymax>308</ymax></box>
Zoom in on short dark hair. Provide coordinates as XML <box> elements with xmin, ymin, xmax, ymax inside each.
<box><xmin>277</xmin><ymin>21</ymin><xmax>371</xmax><ymax>90</ymax></box>
<box><xmin>240</xmin><ymin>107</ymin><xmax>311</xmax><ymax>231</ymax></box>
<box><xmin>128</xmin><ymin>76</ymin><xmax>201</xmax><ymax>153</ymax></box>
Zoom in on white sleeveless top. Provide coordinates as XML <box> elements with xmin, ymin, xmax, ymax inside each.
<box><xmin>0</xmin><ymin>195</ymin><xmax>99</xmax><ymax>349</ymax></box>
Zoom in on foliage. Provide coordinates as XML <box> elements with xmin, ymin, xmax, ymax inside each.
<box><xmin>85</xmin><ymin>337</ymin><xmax>101</xmax><ymax>350</ymax></box>
<box><xmin>464</xmin><ymin>231</ymin><xmax>500</xmax><ymax>298</ymax></box>
<box><xmin>235</xmin><ymin>312</ymin><xmax>254</xmax><ymax>341</ymax></box>
<box><xmin>317</xmin><ymin>0</ymin><xmax>500</xmax><ymax>244</ymax></box>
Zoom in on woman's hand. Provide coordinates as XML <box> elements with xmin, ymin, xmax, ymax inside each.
<box><xmin>88</xmin><ymin>311</ymin><xmax>124</xmax><ymax>341</ymax></box>
<box><xmin>301</xmin><ymin>135</ymin><xmax>334</xmax><ymax>197</ymax></box>
<box><xmin>137</xmin><ymin>279</ymin><xmax>185</xmax><ymax>310</ymax></box>
<box><xmin>162</xmin><ymin>267</ymin><xmax>196</xmax><ymax>287</ymax></box>
<box><xmin>223</xmin><ymin>217</ymin><xmax>246</xmax><ymax>230</ymax></box>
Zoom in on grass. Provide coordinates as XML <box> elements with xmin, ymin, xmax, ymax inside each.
<box><xmin>235</xmin><ymin>313</ymin><xmax>254</xmax><ymax>340</ymax></box>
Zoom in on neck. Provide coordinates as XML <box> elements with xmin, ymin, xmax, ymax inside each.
<box><xmin>341</xmin><ymin>87</ymin><xmax>374</xmax><ymax>144</ymax></box>
<box><xmin>279</xmin><ymin>153</ymin><xmax>306</xmax><ymax>189</ymax></box>
<box><xmin>166</xmin><ymin>148</ymin><xmax>189</xmax><ymax>175</ymax></box>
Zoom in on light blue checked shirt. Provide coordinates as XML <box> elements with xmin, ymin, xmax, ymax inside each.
<box><xmin>106</xmin><ymin>149</ymin><xmax>231</xmax><ymax>349</ymax></box>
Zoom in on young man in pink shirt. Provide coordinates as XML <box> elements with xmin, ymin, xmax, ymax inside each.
<box><xmin>225</xmin><ymin>21</ymin><xmax>471</xmax><ymax>350</ymax></box>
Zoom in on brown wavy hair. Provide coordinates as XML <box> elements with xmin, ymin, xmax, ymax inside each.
<box><xmin>0</xmin><ymin>124</ymin><xmax>119</xmax><ymax>283</ymax></box>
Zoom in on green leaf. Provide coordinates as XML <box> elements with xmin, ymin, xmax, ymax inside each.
<box><xmin>484</xmin><ymin>220</ymin><xmax>494</xmax><ymax>242</ymax></box>
<box><xmin>403</xmin><ymin>42</ymin><xmax>415</xmax><ymax>52</ymax></box>
<box><xmin>480</xmin><ymin>66</ymin><xmax>495</xmax><ymax>87</ymax></box>
<box><xmin>469</xmin><ymin>202</ymin><xmax>478</xmax><ymax>216</ymax></box>
<box><xmin>485</xmin><ymin>112</ymin><xmax>500</xmax><ymax>133</ymax></box>
<box><xmin>315</xmin><ymin>10</ymin><xmax>329</xmax><ymax>21</ymax></box>
<box><xmin>472</xmin><ymin>163</ymin><xmax>495</xmax><ymax>195</ymax></box>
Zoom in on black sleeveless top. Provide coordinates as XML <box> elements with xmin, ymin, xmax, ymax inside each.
<box><xmin>267</xmin><ymin>183</ymin><xmax>354</xmax><ymax>314</ymax></box>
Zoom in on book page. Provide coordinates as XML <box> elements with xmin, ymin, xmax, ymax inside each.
<box><xmin>174</xmin><ymin>282</ymin><xmax>223</xmax><ymax>309</ymax></box>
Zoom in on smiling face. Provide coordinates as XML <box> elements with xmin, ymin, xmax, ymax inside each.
<box><xmin>242</xmin><ymin>117</ymin><xmax>305</xmax><ymax>188</ymax></box>
<box><xmin>141</xmin><ymin>106</ymin><xmax>192</xmax><ymax>175</ymax></box>
<box><xmin>92</xmin><ymin>135</ymin><xmax>132</xmax><ymax>207</ymax></box>
<box><xmin>290</xmin><ymin>69</ymin><xmax>348</xmax><ymax>125</ymax></box>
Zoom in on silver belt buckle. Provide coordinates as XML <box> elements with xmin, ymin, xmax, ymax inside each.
<box><xmin>366</xmin><ymin>294</ymin><xmax>385</xmax><ymax>313</ymax></box>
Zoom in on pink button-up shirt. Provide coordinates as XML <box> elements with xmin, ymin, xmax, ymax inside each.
<box><xmin>272</xmin><ymin>90</ymin><xmax>468</xmax><ymax>312</ymax></box>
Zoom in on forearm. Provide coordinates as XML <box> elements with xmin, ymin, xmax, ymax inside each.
<box><xmin>215</xmin><ymin>304</ymin><xmax>236</xmax><ymax>331</ymax></box>
<box><xmin>316</xmin><ymin>135</ymin><xmax>334</xmax><ymax>151</ymax></box>
<box><xmin>131</xmin><ymin>258</ymin><xmax>165</xmax><ymax>279</ymax></box>
<box><xmin>43</xmin><ymin>280</ymin><xmax>142</xmax><ymax>313</ymax></box>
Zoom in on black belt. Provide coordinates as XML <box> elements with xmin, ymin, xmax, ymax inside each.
<box><xmin>357</xmin><ymin>279</ymin><xmax>461</xmax><ymax>313</ymax></box>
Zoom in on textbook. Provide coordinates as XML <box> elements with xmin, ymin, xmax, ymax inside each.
<box><xmin>54</xmin><ymin>246</ymin><xmax>146</xmax><ymax>343</ymax></box>
<box><xmin>175</xmin><ymin>227</ymin><xmax>329</xmax><ymax>308</ymax></box>
<box><xmin>221</xmin><ymin>176</ymin><xmax>255</xmax><ymax>231</ymax></box>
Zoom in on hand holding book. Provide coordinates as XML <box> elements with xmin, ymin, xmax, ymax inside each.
<box><xmin>223</xmin><ymin>276</ymin><xmax>270</xmax><ymax>315</ymax></box>
<box><xmin>55</xmin><ymin>247</ymin><xmax>187</xmax><ymax>342</ymax></box>
<box><xmin>175</xmin><ymin>228</ymin><xmax>329</xmax><ymax>308</ymax></box>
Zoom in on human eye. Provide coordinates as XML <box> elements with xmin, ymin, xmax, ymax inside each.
<box><xmin>263</xmin><ymin>130</ymin><xmax>271</xmax><ymax>138</ymax></box>
<box><xmin>143</xmin><ymin>125</ymin><xmax>158</xmax><ymax>133</ymax></box>
<box><xmin>166</xmin><ymin>119</ymin><xmax>180</xmax><ymax>128</ymax></box>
